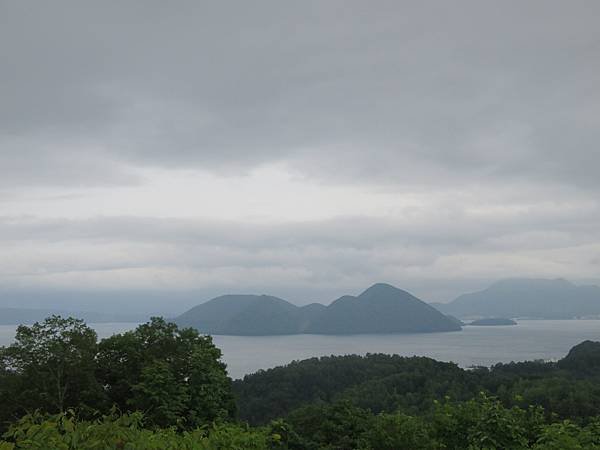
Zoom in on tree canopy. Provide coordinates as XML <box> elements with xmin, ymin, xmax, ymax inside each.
<box><xmin>97</xmin><ymin>317</ymin><xmax>235</xmax><ymax>428</ymax></box>
<box><xmin>0</xmin><ymin>316</ymin><xmax>234</xmax><ymax>431</ymax></box>
<box><xmin>0</xmin><ymin>316</ymin><xmax>103</xmax><ymax>424</ymax></box>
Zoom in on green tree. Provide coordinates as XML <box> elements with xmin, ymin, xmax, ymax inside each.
<box><xmin>365</xmin><ymin>412</ymin><xmax>438</xmax><ymax>450</ymax></box>
<box><xmin>0</xmin><ymin>316</ymin><xmax>104</xmax><ymax>425</ymax></box>
<box><xmin>130</xmin><ymin>360</ymin><xmax>190</xmax><ymax>428</ymax></box>
<box><xmin>97</xmin><ymin>317</ymin><xmax>235</xmax><ymax>429</ymax></box>
<box><xmin>430</xmin><ymin>393</ymin><xmax>544</xmax><ymax>450</ymax></box>
<box><xmin>286</xmin><ymin>400</ymin><xmax>372</xmax><ymax>450</ymax></box>
<box><xmin>532</xmin><ymin>420</ymin><xmax>600</xmax><ymax>450</ymax></box>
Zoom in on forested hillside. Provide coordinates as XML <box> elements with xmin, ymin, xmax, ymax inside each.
<box><xmin>2</xmin><ymin>316</ymin><xmax>600</xmax><ymax>449</ymax></box>
<box><xmin>233</xmin><ymin>347</ymin><xmax>600</xmax><ymax>425</ymax></box>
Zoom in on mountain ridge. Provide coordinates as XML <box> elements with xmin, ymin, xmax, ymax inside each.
<box><xmin>174</xmin><ymin>283</ymin><xmax>461</xmax><ymax>335</ymax></box>
<box><xmin>437</xmin><ymin>278</ymin><xmax>600</xmax><ymax>319</ymax></box>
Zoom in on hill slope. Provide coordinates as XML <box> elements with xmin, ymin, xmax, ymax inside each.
<box><xmin>438</xmin><ymin>278</ymin><xmax>600</xmax><ymax>319</ymax></box>
<box><xmin>233</xmin><ymin>340</ymin><xmax>600</xmax><ymax>425</ymax></box>
<box><xmin>173</xmin><ymin>295</ymin><xmax>307</xmax><ymax>335</ymax></box>
<box><xmin>305</xmin><ymin>283</ymin><xmax>460</xmax><ymax>334</ymax></box>
<box><xmin>174</xmin><ymin>283</ymin><xmax>461</xmax><ymax>335</ymax></box>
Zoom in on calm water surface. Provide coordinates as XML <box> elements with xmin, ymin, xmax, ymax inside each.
<box><xmin>1</xmin><ymin>320</ymin><xmax>599</xmax><ymax>379</ymax></box>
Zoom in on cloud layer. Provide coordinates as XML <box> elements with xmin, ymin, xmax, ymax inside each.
<box><xmin>1</xmin><ymin>1</ymin><xmax>599</xmax><ymax>309</ymax></box>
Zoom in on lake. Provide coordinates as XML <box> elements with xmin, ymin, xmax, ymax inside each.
<box><xmin>1</xmin><ymin>320</ymin><xmax>599</xmax><ymax>379</ymax></box>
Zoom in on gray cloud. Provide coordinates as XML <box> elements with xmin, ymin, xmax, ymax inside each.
<box><xmin>1</xmin><ymin>1</ymin><xmax>599</xmax><ymax>308</ymax></box>
<box><xmin>1</xmin><ymin>206</ymin><xmax>599</xmax><ymax>306</ymax></box>
<box><xmin>1</xmin><ymin>1</ymin><xmax>599</xmax><ymax>188</ymax></box>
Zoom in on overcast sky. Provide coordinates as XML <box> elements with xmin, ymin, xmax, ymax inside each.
<box><xmin>1</xmin><ymin>1</ymin><xmax>599</xmax><ymax>309</ymax></box>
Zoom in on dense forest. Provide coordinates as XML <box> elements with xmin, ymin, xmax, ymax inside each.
<box><xmin>1</xmin><ymin>316</ymin><xmax>600</xmax><ymax>449</ymax></box>
<box><xmin>234</xmin><ymin>341</ymin><xmax>600</xmax><ymax>426</ymax></box>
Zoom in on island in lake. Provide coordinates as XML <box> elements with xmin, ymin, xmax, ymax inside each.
<box><xmin>174</xmin><ymin>283</ymin><xmax>461</xmax><ymax>335</ymax></box>
<box><xmin>468</xmin><ymin>317</ymin><xmax>517</xmax><ymax>326</ymax></box>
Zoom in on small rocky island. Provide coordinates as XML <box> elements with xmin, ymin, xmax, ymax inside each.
<box><xmin>468</xmin><ymin>317</ymin><xmax>517</xmax><ymax>326</ymax></box>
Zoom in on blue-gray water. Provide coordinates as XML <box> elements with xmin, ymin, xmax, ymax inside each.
<box><xmin>1</xmin><ymin>320</ymin><xmax>599</xmax><ymax>380</ymax></box>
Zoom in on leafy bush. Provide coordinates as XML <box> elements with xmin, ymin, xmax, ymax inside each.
<box><xmin>2</xmin><ymin>394</ymin><xmax>600</xmax><ymax>449</ymax></box>
<box><xmin>0</xmin><ymin>411</ymin><xmax>273</xmax><ymax>450</ymax></box>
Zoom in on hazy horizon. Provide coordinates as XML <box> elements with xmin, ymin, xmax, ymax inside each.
<box><xmin>2</xmin><ymin>277</ymin><xmax>600</xmax><ymax>319</ymax></box>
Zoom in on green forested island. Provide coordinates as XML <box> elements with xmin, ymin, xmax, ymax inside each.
<box><xmin>2</xmin><ymin>316</ymin><xmax>600</xmax><ymax>448</ymax></box>
<box><xmin>174</xmin><ymin>283</ymin><xmax>461</xmax><ymax>335</ymax></box>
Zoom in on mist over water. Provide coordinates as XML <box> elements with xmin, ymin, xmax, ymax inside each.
<box><xmin>2</xmin><ymin>320</ymin><xmax>599</xmax><ymax>379</ymax></box>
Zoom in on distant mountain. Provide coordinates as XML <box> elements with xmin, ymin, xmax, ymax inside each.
<box><xmin>468</xmin><ymin>318</ymin><xmax>517</xmax><ymax>326</ymax></box>
<box><xmin>304</xmin><ymin>284</ymin><xmax>460</xmax><ymax>334</ymax></box>
<box><xmin>173</xmin><ymin>294</ymin><xmax>317</xmax><ymax>335</ymax></box>
<box><xmin>437</xmin><ymin>279</ymin><xmax>600</xmax><ymax>319</ymax></box>
<box><xmin>174</xmin><ymin>283</ymin><xmax>461</xmax><ymax>335</ymax></box>
<box><xmin>0</xmin><ymin>307</ymin><xmax>142</xmax><ymax>325</ymax></box>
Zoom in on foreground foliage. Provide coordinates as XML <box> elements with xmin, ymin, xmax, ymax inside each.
<box><xmin>2</xmin><ymin>396</ymin><xmax>600</xmax><ymax>449</ymax></box>
<box><xmin>0</xmin><ymin>411</ymin><xmax>274</xmax><ymax>450</ymax></box>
